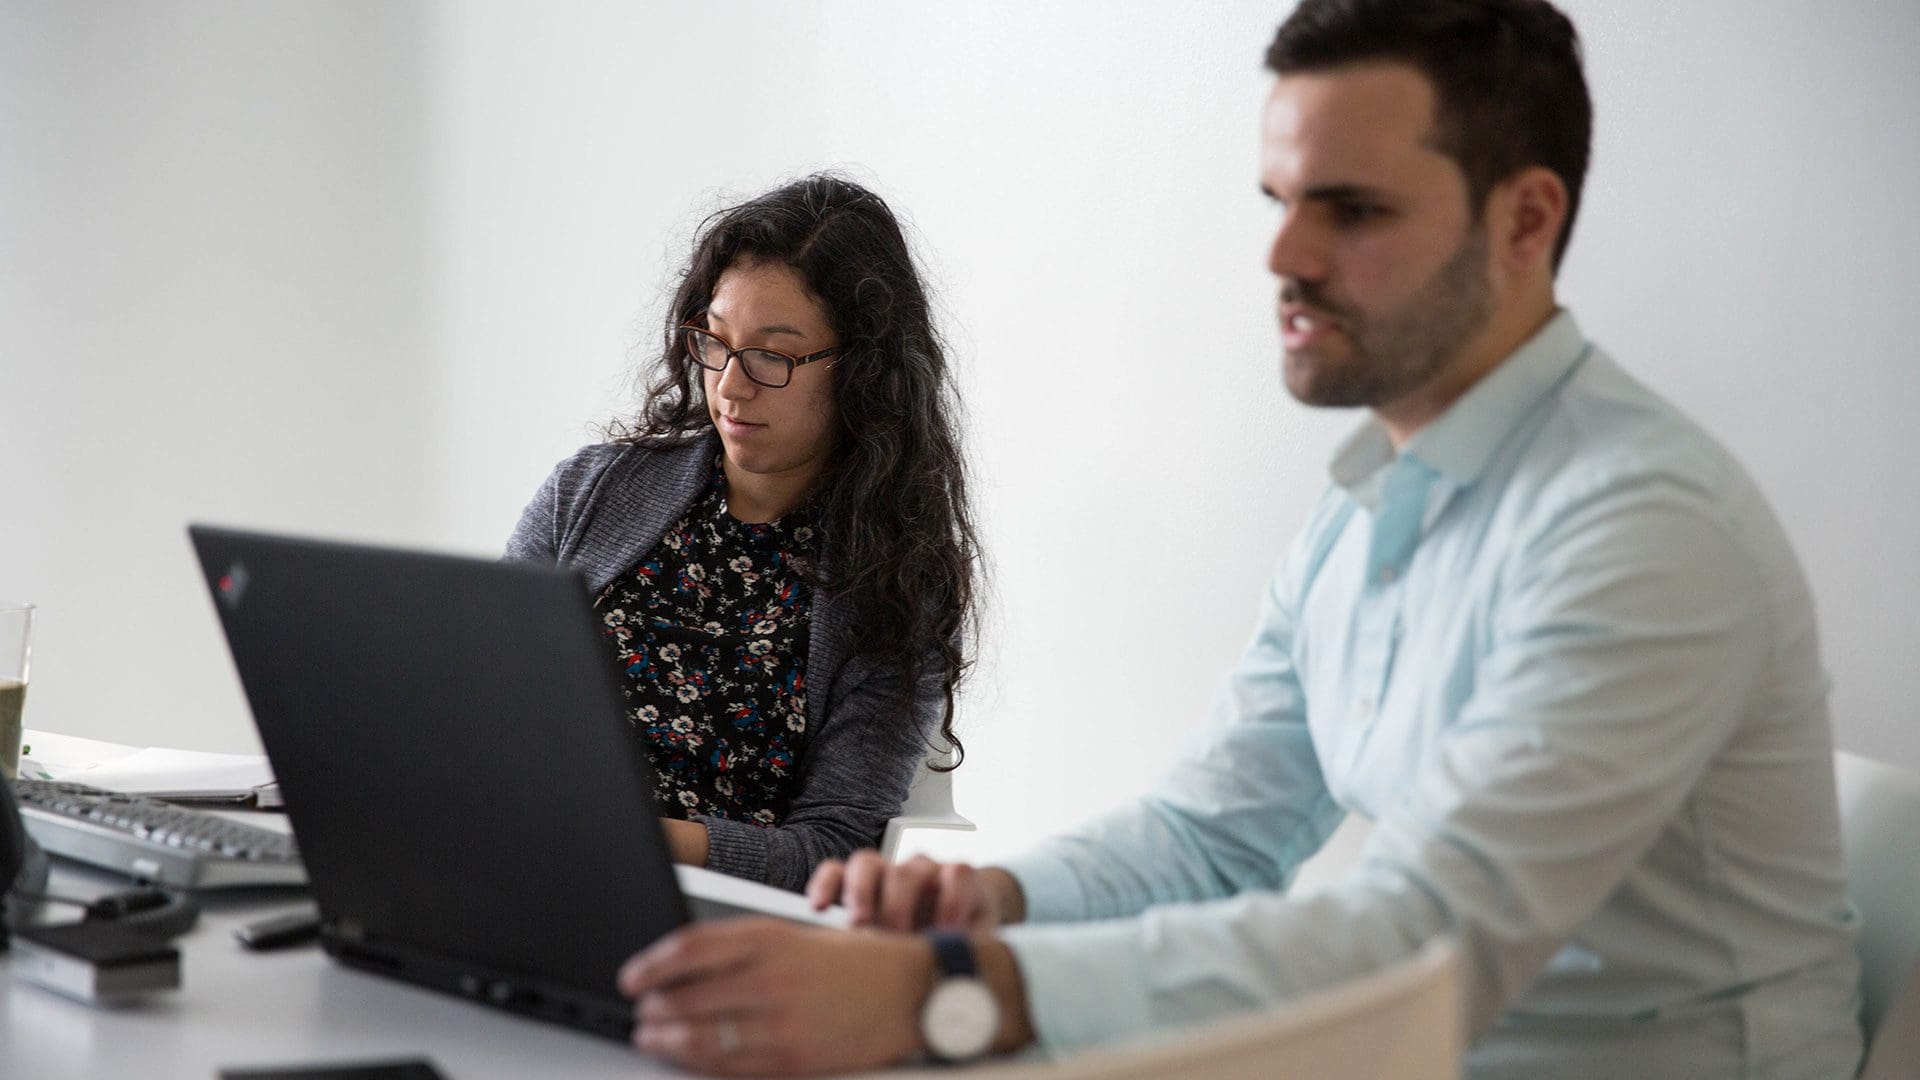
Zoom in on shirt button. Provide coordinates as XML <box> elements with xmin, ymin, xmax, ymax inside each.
<box><xmin>1377</xmin><ymin>566</ymin><xmax>1398</xmax><ymax>584</ymax></box>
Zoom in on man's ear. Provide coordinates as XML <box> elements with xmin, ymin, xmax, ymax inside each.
<box><xmin>1487</xmin><ymin>165</ymin><xmax>1569</xmax><ymax>275</ymax></box>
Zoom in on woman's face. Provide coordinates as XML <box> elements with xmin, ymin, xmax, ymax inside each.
<box><xmin>699</xmin><ymin>258</ymin><xmax>841</xmax><ymax>487</ymax></box>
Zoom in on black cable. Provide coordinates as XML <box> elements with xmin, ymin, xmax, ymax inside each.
<box><xmin>11</xmin><ymin>886</ymin><xmax>196</xmax><ymax>932</ymax></box>
<box><xmin>8</xmin><ymin>890</ymin><xmax>91</xmax><ymax>912</ymax></box>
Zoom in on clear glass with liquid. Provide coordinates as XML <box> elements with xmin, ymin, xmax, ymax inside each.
<box><xmin>0</xmin><ymin>602</ymin><xmax>33</xmax><ymax>780</ymax></box>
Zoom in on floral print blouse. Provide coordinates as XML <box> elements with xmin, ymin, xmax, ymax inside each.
<box><xmin>594</xmin><ymin>459</ymin><xmax>817</xmax><ymax>827</ymax></box>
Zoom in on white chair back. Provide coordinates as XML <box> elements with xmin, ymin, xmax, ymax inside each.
<box><xmin>1834</xmin><ymin>750</ymin><xmax>1920</xmax><ymax>1046</ymax></box>
<box><xmin>880</xmin><ymin>756</ymin><xmax>975</xmax><ymax>861</ymax></box>
<box><xmin>1860</xmin><ymin>957</ymin><xmax>1920</xmax><ymax>1080</ymax></box>
<box><xmin>956</xmin><ymin>937</ymin><xmax>1463</xmax><ymax>1080</ymax></box>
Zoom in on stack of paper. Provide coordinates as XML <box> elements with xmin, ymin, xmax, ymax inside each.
<box><xmin>18</xmin><ymin>728</ymin><xmax>282</xmax><ymax>808</ymax></box>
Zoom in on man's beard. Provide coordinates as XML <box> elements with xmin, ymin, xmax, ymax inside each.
<box><xmin>1280</xmin><ymin>230</ymin><xmax>1493</xmax><ymax>409</ymax></box>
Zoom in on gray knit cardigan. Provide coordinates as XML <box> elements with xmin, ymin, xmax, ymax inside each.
<box><xmin>504</xmin><ymin>433</ymin><xmax>938</xmax><ymax>891</ymax></box>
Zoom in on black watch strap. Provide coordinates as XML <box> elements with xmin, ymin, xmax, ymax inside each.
<box><xmin>927</xmin><ymin>930</ymin><xmax>978</xmax><ymax>978</ymax></box>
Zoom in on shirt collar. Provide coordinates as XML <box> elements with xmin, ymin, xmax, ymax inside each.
<box><xmin>1329</xmin><ymin>309</ymin><xmax>1590</xmax><ymax>497</ymax></box>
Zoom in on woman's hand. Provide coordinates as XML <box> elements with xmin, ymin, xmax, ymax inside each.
<box><xmin>660</xmin><ymin>817</ymin><xmax>710</xmax><ymax>867</ymax></box>
<box><xmin>618</xmin><ymin>918</ymin><xmax>934</xmax><ymax>1076</ymax></box>
<box><xmin>806</xmin><ymin>851</ymin><xmax>1026</xmax><ymax>931</ymax></box>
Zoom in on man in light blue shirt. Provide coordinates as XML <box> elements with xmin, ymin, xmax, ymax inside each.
<box><xmin>986</xmin><ymin>301</ymin><xmax>1863</xmax><ymax>1076</ymax></box>
<box><xmin>616</xmin><ymin>2</ymin><xmax>1863</xmax><ymax>1076</ymax></box>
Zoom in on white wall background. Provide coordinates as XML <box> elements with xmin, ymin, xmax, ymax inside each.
<box><xmin>4</xmin><ymin>1</ymin><xmax>1917</xmax><ymax>865</ymax></box>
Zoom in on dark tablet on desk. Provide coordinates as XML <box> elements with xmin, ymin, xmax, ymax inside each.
<box><xmin>220</xmin><ymin>1059</ymin><xmax>445</xmax><ymax>1080</ymax></box>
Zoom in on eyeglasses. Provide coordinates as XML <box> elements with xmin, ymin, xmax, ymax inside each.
<box><xmin>681</xmin><ymin>326</ymin><xmax>841</xmax><ymax>389</ymax></box>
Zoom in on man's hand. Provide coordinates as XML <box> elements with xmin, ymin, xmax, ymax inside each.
<box><xmin>806</xmin><ymin>852</ymin><xmax>1026</xmax><ymax>930</ymax></box>
<box><xmin>617</xmin><ymin>918</ymin><xmax>934</xmax><ymax>1076</ymax></box>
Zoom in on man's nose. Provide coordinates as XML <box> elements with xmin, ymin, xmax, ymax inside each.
<box><xmin>1267</xmin><ymin>211</ymin><xmax>1328</xmax><ymax>282</ymax></box>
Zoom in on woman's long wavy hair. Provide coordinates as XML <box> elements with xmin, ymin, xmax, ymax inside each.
<box><xmin>611</xmin><ymin>174</ymin><xmax>979</xmax><ymax>768</ymax></box>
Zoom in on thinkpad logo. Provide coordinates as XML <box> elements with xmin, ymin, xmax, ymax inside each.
<box><xmin>216</xmin><ymin>563</ymin><xmax>250</xmax><ymax>610</ymax></box>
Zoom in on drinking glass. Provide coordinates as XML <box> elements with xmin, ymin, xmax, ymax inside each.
<box><xmin>0</xmin><ymin>602</ymin><xmax>33</xmax><ymax>780</ymax></box>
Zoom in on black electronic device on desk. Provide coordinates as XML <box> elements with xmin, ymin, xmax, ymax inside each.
<box><xmin>4</xmin><ymin>769</ymin><xmax>198</xmax><ymax>1003</ymax></box>
<box><xmin>188</xmin><ymin>525</ymin><xmax>848</xmax><ymax>1044</ymax></box>
<box><xmin>15</xmin><ymin>779</ymin><xmax>306</xmax><ymax>889</ymax></box>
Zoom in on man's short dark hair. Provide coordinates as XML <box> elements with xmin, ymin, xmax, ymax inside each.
<box><xmin>1266</xmin><ymin>0</ymin><xmax>1592</xmax><ymax>271</ymax></box>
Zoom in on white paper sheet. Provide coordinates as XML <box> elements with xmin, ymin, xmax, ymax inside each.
<box><xmin>18</xmin><ymin>728</ymin><xmax>278</xmax><ymax>804</ymax></box>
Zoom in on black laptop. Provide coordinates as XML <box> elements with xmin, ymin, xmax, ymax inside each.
<box><xmin>189</xmin><ymin>525</ymin><xmax>841</xmax><ymax>1041</ymax></box>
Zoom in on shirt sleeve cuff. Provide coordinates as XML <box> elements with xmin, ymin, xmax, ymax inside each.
<box><xmin>693</xmin><ymin>815</ymin><xmax>770</xmax><ymax>884</ymax></box>
<box><xmin>999</xmin><ymin>850</ymin><xmax>1091</xmax><ymax>924</ymax></box>
<box><xmin>1000</xmin><ymin>918</ymin><xmax>1155</xmax><ymax>1055</ymax></box>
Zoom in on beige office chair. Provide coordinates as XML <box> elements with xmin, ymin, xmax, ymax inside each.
<box><xmin>1834</xmin><ymin>750</ymin><xmax>1920</xmax><ymax>1078</ymax></box>
<box><xmin>881</xmin><ymin>756</ymin><xmax>975</xmax><ymax>861</ymax></box>
<box><xmin>954</xmin><ymin>937</ymin><xmax>1463</xmax><ymax>1080</ymax></box>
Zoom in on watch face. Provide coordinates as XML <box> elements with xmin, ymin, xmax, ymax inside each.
<box><xmin>923</xmin><ymin>976</ymin><xmax>999</xmax><ymax>1061</ymax></box>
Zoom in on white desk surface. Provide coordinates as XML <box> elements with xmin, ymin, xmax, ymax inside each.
<box><xmin>2</xmin><ymin>812</ymin><xmax>1040</xmax><ymax>1080</ymax></box>
<box><xmin>4</xmin><ymin>849</ymin><xmax>691</xmax><ymax>1079</ymax></box>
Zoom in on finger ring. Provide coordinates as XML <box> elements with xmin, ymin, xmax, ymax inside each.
<box><xmin>715</xmin><ymin>1018</ymin><xmax>742</xmax><ymax>1054</ymax></box>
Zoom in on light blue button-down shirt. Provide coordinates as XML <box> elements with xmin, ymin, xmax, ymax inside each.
<box><xmin>1000</xmin><ymin>311</ymin><xmax>1862</xmax><ymax>1078</ymax></box>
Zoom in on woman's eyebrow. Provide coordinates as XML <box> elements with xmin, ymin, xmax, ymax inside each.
<box><xmin>704</xmin><ymin>311</ymin><xmax>807</xmax><ymax>338</ymax></box>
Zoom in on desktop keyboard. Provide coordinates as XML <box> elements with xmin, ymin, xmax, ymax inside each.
<box><xmin>15</xmin><ymin>780</ymin><xmax>307</xmax><ymax>889</ymax></box>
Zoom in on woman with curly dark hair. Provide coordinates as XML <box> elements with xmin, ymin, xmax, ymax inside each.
<box><xmin>506</xmin><ymin>174</ymin><xmax>979</xmax><ymax>892</ymax></box>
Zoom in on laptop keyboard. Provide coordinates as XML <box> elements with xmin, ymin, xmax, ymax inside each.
<box><xmin>15</xmin><ymin>779</ymin><xmax>306</xmax><ymax>889</ymax></box>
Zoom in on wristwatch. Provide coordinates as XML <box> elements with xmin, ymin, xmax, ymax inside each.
<box><xmin>920</xmin><ymin>931</ymin><xmax>1000</xmax><ymax>1063</ymax></box>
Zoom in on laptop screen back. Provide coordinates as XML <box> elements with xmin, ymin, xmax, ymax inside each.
<box><xmin>190</xmin><ymin>526</ymin><xmax>686</xmax><ymax>1005</ymax></box>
